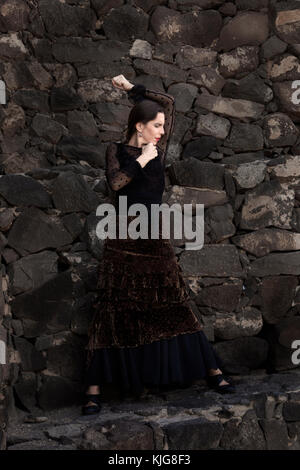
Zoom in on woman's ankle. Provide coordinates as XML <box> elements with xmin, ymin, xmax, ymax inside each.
<box><xmin>86</xmin><ymin>385</ymin><xmax>100</xmax><ymax>394</ymax></box>
<box><xmin>208</xmin><ymin>368</ymin><xmax>222</xmax><ymax>376</ymax></box>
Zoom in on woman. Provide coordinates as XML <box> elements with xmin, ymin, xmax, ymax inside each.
<box><xmin>82</xmin><ymin>75</ymin><xmax>235</xmax><ymax>415</ymax></box>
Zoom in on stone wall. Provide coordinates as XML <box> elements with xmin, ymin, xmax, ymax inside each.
<box><xmin>1</xmin><ymin>0</ymin><xmax>300</xmax><ymax>448</ymax></box>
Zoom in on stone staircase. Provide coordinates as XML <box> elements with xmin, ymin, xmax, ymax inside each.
<box><xmin>6</xmin><ymin>370</ymin><xmax>300</xmax><ymax>450</ymax></box>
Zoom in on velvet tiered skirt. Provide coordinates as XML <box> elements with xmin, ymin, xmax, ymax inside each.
<box><xmin>84</xmin><ymin>215</ymin><xmax>224</xmax><ymax>395</ymax></box>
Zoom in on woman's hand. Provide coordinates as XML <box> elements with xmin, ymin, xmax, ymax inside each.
<box><xmin>111</xmin><ymin>75</ymin><xmax>133</xmax><ymax>92</ymax></box>
<box><xmin>136</xmin><ymin>143</ymin><xmax>158</xmax><ymax>168</ymax></box>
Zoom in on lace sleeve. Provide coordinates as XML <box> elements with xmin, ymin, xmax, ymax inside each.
<box><xmin>105</xmin><ymin>142</ymin><xmax>141</xmax><ymax>191</ymax></box>
<box><xmin>127</xmin><ymin>84</ymin><xmax>175</xmax><ymax>163</ymax></box>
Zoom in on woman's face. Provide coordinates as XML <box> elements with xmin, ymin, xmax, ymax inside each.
<box><xmin>137</xmin><ymin>112</ymin><xmax>165</xmax><ymax>145</ymax></box>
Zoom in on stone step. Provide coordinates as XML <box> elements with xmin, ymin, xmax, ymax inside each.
<box><xmin>6</xmin><ymin>371</ymin><xmax>300</xmax><ymax>450</ymax></box>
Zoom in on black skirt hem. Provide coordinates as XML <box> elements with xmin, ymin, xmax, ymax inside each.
<box><xmin>84</xmin><ymin>330</ymin><xmax>225</xmax><ymax>395</ymax></box>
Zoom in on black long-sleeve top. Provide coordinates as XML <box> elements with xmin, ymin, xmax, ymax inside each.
<box><xmin>105</xmin><ymin>84</ymin><xmax>175</xmax><ymax>216</ymax></box>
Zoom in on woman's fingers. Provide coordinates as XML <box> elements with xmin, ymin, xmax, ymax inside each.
<box><xmin>112</xmin><ymin>75</ymin><xmax>126</xmax><ymax>90</ymax></box>
<box><xmin>112</xmin><ymin>78</ymin><xmax>120</xmax><ymax>88</ymax></box>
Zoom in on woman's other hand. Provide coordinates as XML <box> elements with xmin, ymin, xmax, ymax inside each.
<box><xmin>112</xmin><ymin>75</ymin><xmax>133</xmax><ymax>92</ymax></box>
<box><xmin>136</xmin><ymin>143</ymin><xmax>158</xmax><ymax>168</ymax></box>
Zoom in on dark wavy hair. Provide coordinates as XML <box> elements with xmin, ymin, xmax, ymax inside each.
<box><xmin>124</xmin><ymin>99</ymin><xmax>165</xmax><ymax>143</ymax></box>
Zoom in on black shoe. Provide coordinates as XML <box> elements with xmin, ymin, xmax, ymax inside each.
<box><xmin>81</xmin><ymin>393</ymin><xmax>102</xmax><ymax>415</ymax></box>
<box><xmin>206</xmin><ymin>373</ymin><xmax>235</xmax><ymax>394</ymax></box>
<box><xmin>220</xmin><ymin>373</ymin><xmax>234</xmax><ymax>385</ymax></box>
